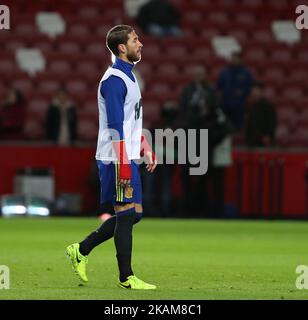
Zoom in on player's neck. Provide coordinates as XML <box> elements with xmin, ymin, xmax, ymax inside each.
<box><xmin>117</xmin><ymin>55</ymin><xmax>134</xmax><ymax>65</ymax></box>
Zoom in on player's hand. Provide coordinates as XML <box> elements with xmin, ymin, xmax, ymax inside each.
<box><xmin>118</xmin><ymin>178</ymin><xmax>131</xmax><ymax>188</ymax></box>
<box><xmin>141</xmin><ymin>134</ymin><xmax>157</xmax><ymax>173</ymax></box>
<box><xmin>145</xmin><ymin>151</ymin><xmax>157</xmax><ymax>173</ymax></box>
<box><xmin>118</xmin><ymin>162</ymin><xmax>131</xmax><ymax>187</ymax></box>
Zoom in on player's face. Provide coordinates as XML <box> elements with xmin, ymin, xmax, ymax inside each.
<box><xmin>125</xmin><ymin>31</ymin><xmax>143</xmax><ymax>63</ymax></box>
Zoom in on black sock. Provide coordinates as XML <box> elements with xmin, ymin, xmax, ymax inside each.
<box><xmin>79</xmin><ymin>215</ymin><xmax>116</xmax><ymax>256</ymax></box>
<box><xmin>78</xmin><ymin>210</ymin><xmax>142</xmax><ymax>257</ymax></box>
<box><xmin>114</xmin><ymin>207</ymin><xmax>137</xmax><ymax>282</ymax></box>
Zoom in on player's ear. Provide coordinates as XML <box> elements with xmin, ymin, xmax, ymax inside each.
<box><xmin>118</xmin><ymin>44</ymin><xmax>126</xmax><ymax>55</ymax></box>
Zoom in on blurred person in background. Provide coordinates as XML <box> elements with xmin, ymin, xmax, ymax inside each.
<box><xmin>206</xmin><ymin>108</ymin><xmax>234</xmax><ymax>218</ymax></box>
<box><xmin>124</xmin><ymin>0</ymin><xmax>150</xmax><ymax>18</ymax></box>
<box><xmin>180</xmin><ymin>66</ymin><xmax>234</xmax><ymax>217</ymax></box>
<box><xmin>217</xmin><ymin>51</ymin><xmax>254</xmax><ymax>132</ymax></box>
<box><xmin>136</xmin><ymin>0</ymin><xmax>182</xmax><ymax>37</ymax></box>
<box><xmin>0</xmin><ymin>88</ymin><xmax>26</xmax><ymax>140</ymax></box>
<box><xmin>45</xmin><ymin>87</ymin><xmax>77</xmax><ymax>146</ymax></box>
<box><xmin>132</xmin><ymin>65</ymin><xmax>145</xmax><ymax>92</ymax></box>
<box><xmin>245</xmin><ymin>81</ymin><xmax>277</xmax><ymax>148</ymax></box>
<box><xmin>143</xmin><ymin>101</ymin><xmax>179</xmax><ymax>216</ymax></box>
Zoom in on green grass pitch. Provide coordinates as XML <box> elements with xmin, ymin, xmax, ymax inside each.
<box><xmin>1</xmin><ymin>217</ymin><xmax>308</xmax><ymax>300</ymax></box>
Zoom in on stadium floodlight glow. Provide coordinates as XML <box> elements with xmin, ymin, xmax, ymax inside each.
<box><xmin>2</xmin><ymin>205</ymin><xmax>27</xmax><ymax>216</ymax></box>
<box><xmin>1</xmin><ymin>194</ymin><xmax>50</xmax><ymax>217</ymax></box>
<box><xmin>27</xmin><ymin>206</ymin><xmax>50</xmax><ymax>216</ymax></box>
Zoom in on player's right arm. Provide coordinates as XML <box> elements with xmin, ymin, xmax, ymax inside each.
<box><xmin>100</xmin><ymin>76</ymin><xmax>131</xmax><ymax>187</ymax></box>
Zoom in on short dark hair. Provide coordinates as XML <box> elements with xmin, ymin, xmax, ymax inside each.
<box><xmin>106</xmin><ymin>25</ymin><xmax>134</xmax><ymax>56</ymax></box>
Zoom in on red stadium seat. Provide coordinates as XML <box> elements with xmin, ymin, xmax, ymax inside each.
<box><xmin>229</xmin><ymin>29</ymin><xmax>249</xmax><ymax>44</ymax></box>
<box><xmin>252</xmin><ymin>29</ymin><xmax>274</xmax><ymax>44</ymax></box>
<box><xmin>296</xmin><ymin>110</ymin><xmax>308</xmax><ymax>127</ymax></box>
<box><xmin>191</xmin><ymin>43</ymin><xmax>213</xmax><ymax>60</ymax></box>
<box><xmin>288</xmin><ymin>68</ymin><xmax>308</xmax><ymax>83</ymax></box>
<box><xmin>76</xmin><ymin>60</ymin><xmax>99</xmax><ymax>74</ymax></box>
<box><xmin>296</xmin><ymin>51</ymin><xmax>308</xmax><ymax>64</ymax></box>
<box><xmin>143</xmin><ymin>101</ymin><xmax>161</xmax><ymax>123</ymax></box>
<box><xmin>37</xmin><ymin>79</ymin><xmax>61</xmax><ymax>94</ymax></box>
<box><xmin>262</xmin><ymin>66</ymin><xmax>286</xmax><ymax>83</ymax></box>
<box><xmin>81</xmin><ymin>100</ymin><xmax>98</xmax><ymax>116</ymax></box>
<box><xmin>135</xmin><ymin>63</ymin><xmax>152</xmax><ymax>78</ymax></box>
<box><xmin>48</xmin><ymin>59</ymin><xmax>72</xmax><ymax>73</ymax></box>
<box><xmin>207</xmin><ymin>11</ymin><xmax>230</xmax><ymax>24</ymax></box>
<box><xmin>267</xmin><ymin>0</ymin><xmax>289</xmax><ymax>8</ymax></box>
<box><xmin>5</xmin><ymin>39</ymin><xmax>27</xmax><ymax>52</ymax></box>
<box><xmin>35</xmin><ymin>39</ymin><xmax>55</xmax><ymax>54</ymax></box>
<box><xmin>0</xmin><ymin>57</ymin><xmax>18</xmax><ymax>73</ymax></box>
<box><xmin>282</xmin><ymin>86</ymin><xmax>305</xmax><ymax>102</ymax></box>
<box><xmin>85</xmin><ymin>42</ymin><xmax>105</xmax><ymax>55</ymax></box>
<box><xmin>269</xmin><ymin>47</ymin><xmax>293</xmax><ymax>63</ymax></box>
<box><xmin>156</xmin><ymin>63</ymin><xmax>179</xmax><ymax>76</ymax></box>
<box><xmin>14</xmin><ymin>20</ymin><xmax>36</xmax><ymax>35</ymax></box>
<box><xmin>234</xmin><ymin>12</ymin><xmax>257</xmax><ymax>26</ymax></box>
<box><xmin>23</xmin><ymin>117</ymin><xmax>46</xmax><ymax>140</ymax></box>
<box><xmin>66</xmin><ymin>79</ymin><xmax>88</xmax><ymax>95</ymax></box>
<box><xmin>28</xmin><ymin>97</ymin><xmax>49</xmax><ymax>113</ymax></box>
<box><xmin>285</xmin><ymin>127</ymin><xmax>308</xmax><ymax>148</ymax></box>
<box><xmin>141</xmin><ymin>43</ymin><xmax>162</xmax><ymax>58</ymax></box>
<box><xmin>58</xmin><ymin>41</ymin><xmax>82</xmax><ymax>54</ymax></box>
<box><xmin>199</xmin><ymin>26</ymin><xmax>221</xmax><ymax>41</ymax></box>
<box><xmin>11</xmin><ymin>77</ymin><xmax>34</xmax><ymax>97</ymax></box>
<box><xmin>241</xmin><ymin>0</ymin><xmax>264</xmax><ymax>7</ymax></box>
<box><xmin>182</xmin><ymin>11</ymin><xmax>204</xmax><ymax>25</ymax></box>
<box><xmin>295</xmin><ymin>98</ymin><xmax>308</xmax><ymax>112</ymax></box>
<box><xmin>244</xmin><ymin>45</ymin><xmax>267</xmax><ymax>63</ymax></box>
<box><xmin>275</xmin><ymin>124</ymin><xmax>290</xmax><ymax>147</ymax></box>
<box><xmin>165</xmin><ymin>45</ymin><xmax>187</xmax><ymax>59</ymax></box>
<box><xmin>77</xmin><ymin>6</ymin><xmax>100</xmax><ymax>19</ymax></box>
<box><xmin>67</xmin><ymin>23</ymin><xmax>90</xmax><ymax>36</ymax></box>
<box><xmin>277</xmin><ymin>106</ymin><xmax>297</xmax><ymax>128</ymax></box>
<box><xmin>148</xmin><ymin>82</ymin><xmax>171</xmax><ymax>95</ymax></box>
<box><xmin>78</xmin><ymin>119</ymin><xmax>98</xmax><ymax>141</ymax></box>
<box><xmin>95</xmin><ymin>24</ymin><xmax>113</xmax><ymax>36</ymax></box>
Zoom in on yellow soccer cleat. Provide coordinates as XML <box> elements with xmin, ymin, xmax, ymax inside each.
<box><xmin>66</xmin><ymin>243</ymin><xmax>88</xmax><ymax>283</ymax></box>
<box><xmin>118</xmin><ymin>275</ymin><xmax>157</xmax><ymax>290</ymax></box>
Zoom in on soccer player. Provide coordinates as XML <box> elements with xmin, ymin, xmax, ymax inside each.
<box><xmin>66</xmin><ymin>25</ymin><xmax>157</xmax><ymax>290</ymax></box>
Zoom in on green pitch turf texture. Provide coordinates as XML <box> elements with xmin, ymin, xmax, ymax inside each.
<box><xmin>1</xmin><ymin>217</ymin><xmax>308</xmax><ymax>300</ymax></box>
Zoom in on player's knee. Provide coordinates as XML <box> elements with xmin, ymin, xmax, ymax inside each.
<box><xmin>134</xmin><ymin>203</ymin><xmax>143</xmax><ymax>224</ymax></box>
<box><xmin>134</xmin><ymin>212</ymin><xmax>142</xmax><ymax>224</ymax></box>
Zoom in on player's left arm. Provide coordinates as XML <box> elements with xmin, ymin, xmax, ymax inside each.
<box><xmin>140</xmin><ymin>134</ymin><xmax>157</xmax><ymax>173</ymax></box>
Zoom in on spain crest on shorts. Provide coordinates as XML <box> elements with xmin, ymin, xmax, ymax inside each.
<box><xmin>125</xmin><ymin>186</ymin><xmax>133</xmax><ymax>199</ymax></box>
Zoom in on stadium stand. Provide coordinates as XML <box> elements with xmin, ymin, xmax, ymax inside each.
<box><xmin>0</xmin><ymin>0</ymin><xmax>306</xmax><ymax>148</ymax></box>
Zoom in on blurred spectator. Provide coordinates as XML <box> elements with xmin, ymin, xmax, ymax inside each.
<box><xmin>217</xmin><ymin>51</ymin><xmax>254</xmax><ymax>131</ymax></box>
<box><xmin>206</xmin><ymin>112</ymin><xmax>233</xmax><ymax>218</ymax></box>
<box><xmin>136</xmin><ymin>0</ymin><xmax>182</xmax><ymax>37</ymax></box>
<box><xmin>245</xmin><ymin>81</ymin><xmax>277</xmax><ymax>147</ymax></box>
<box><xmin>180</xmin><ymin>66</ymin><xmax>217</xmax><ymax>128</ymax></box>
<box><xmin>0</xmin><ymin>88</ymin><xmax>26</xmax><ymax>140</ymax></box>
<box><xmin>180</xmin><ymin>66</ymin><xmax>234</xmax><ymax>217</ymax></box>
<box><xmin>124</xmin><ymin>0</ymin><xmax>149</xmax><ymax>17</ymax></box>
<box><xmin>45</xmin><ymin>87</ymin><xmax>77</xmax><ymax>146</ymax></box>
<box><xmin>143</xmin><ymin>101</ymin><xmax>179</xmax><ymax>216</ymax></box>
<box><xmin>133</xmin><ymin>66</ymin><xmax>145</xmax><ymax>92</ymax></box>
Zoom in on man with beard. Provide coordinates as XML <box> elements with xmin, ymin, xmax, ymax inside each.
<box><xmin>66</xmin><ymin>25</ymin><xmax>157</xmax><ymax>290</ymax></box>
